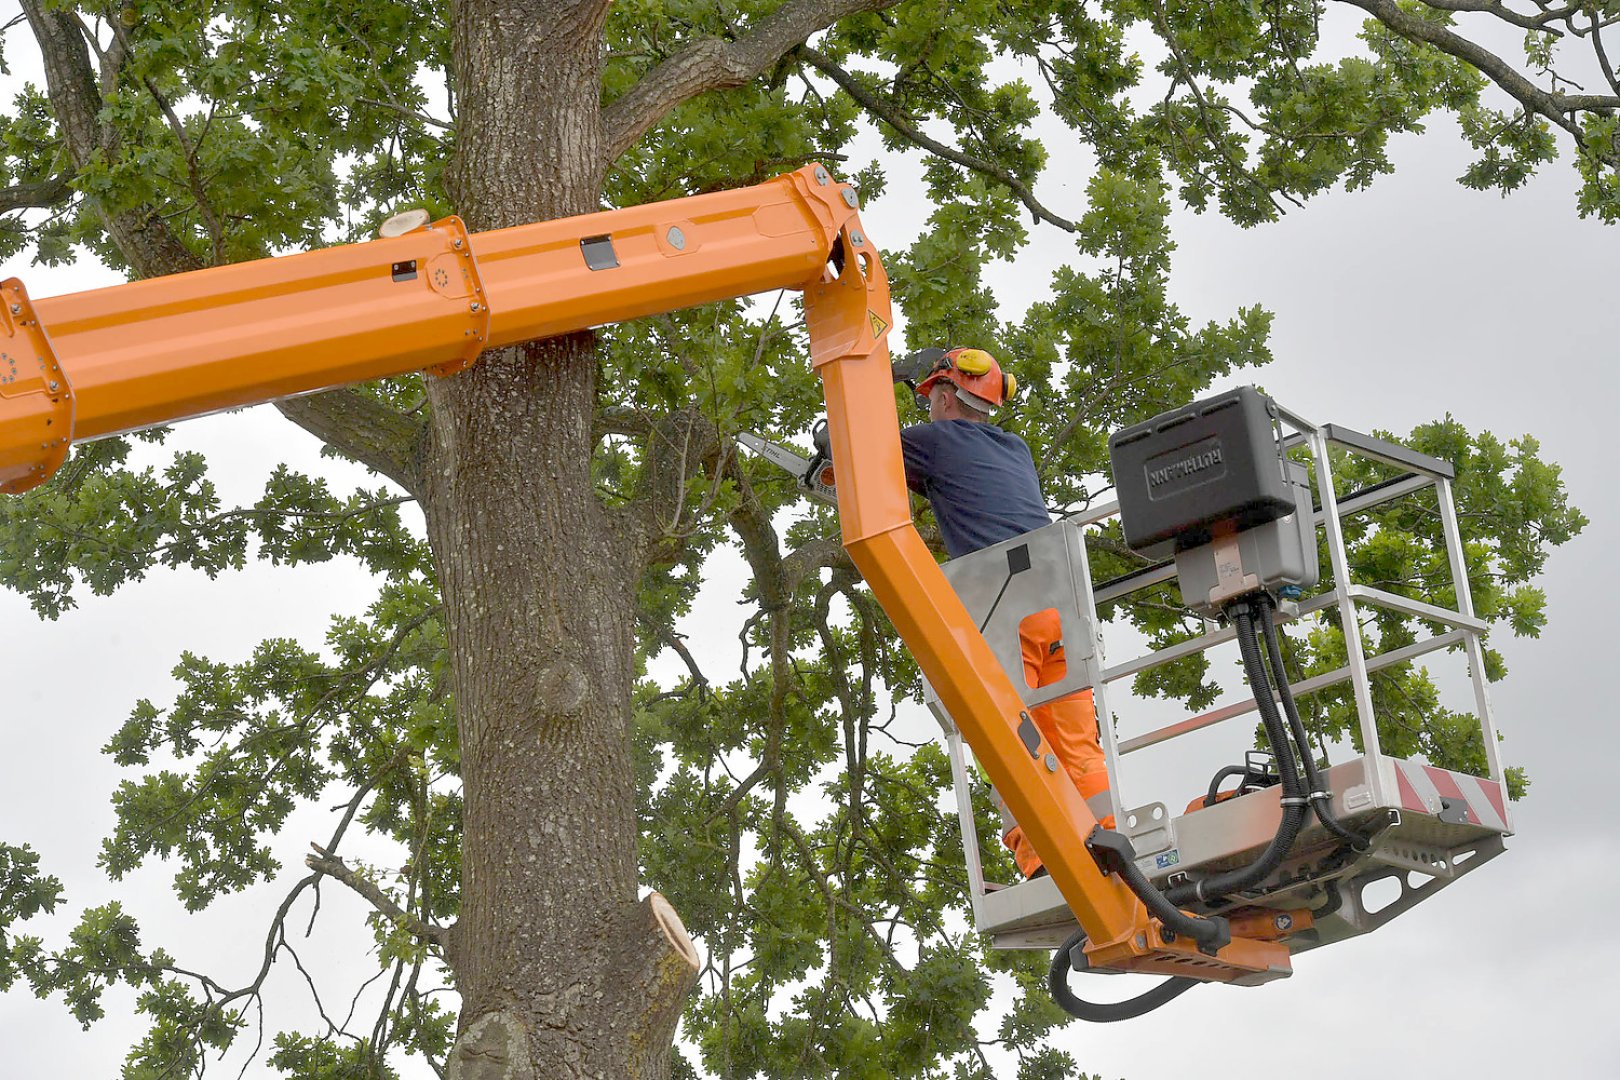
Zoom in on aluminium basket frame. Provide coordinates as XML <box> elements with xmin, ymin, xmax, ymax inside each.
<box><xmin>938</xmin><ymin>401</ymin><xmax>1512</xmax><ymax>952</ymax></box>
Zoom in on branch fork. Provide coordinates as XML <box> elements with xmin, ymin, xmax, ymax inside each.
<box><xmin>305</xmin><ymin>842</ymin><xmax>454</xmax><ymax>957</ymax></box>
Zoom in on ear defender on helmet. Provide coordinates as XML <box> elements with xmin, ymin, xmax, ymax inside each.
<box><xmin>950</xmin><ymin>348</ymin><xmax>994</xmax><ymax>375</ymax></box>
<box><xmin>911</xmin><ymin>345</ymin><xmax>1013</xmax><ymax>412</ymax></box>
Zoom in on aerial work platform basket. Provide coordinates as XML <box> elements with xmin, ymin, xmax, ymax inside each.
<box><xmin>929</xmin><ymin>400</ymin><xmax>1511</xmax><ymax>960</ymax></box>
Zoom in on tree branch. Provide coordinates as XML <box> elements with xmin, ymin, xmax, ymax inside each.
<box><xmin>594</xmin><ymin>404</ymin><xmax>658</xmax><ymax>439</ymax></box>
<box><xmin>305</xmin><ymin>844</ymin><xmax>453</xmax><ymax>954</ymax></box>
<box><xmin>134</xmin><ymin>69</ymin><xmax>227</xmax><ymax>264</ymax></box>
<box><xmin>623</xmin><ymin>406</ymin><xmax>725</xmax><ymax>568</ymax></box>
<box><xmin>1147</xmin><ymin>0</ymin><xmax>1300</xmax><ymax>215</ymax></box>
<box><xmin>1590</xmin><ymin>10</ymin><xmax>1620</xmax><ymax>97</ymax></box>
<box><xmin>0</xmin><ymin>172</ymin><xmax>73</xmax><ymax>214</ymax></box>
<box><xmin>274</xmin><ymin>391</ymin><xmax>428</xmax><ymax>498</ymax></box>
<box><xmin>601</xmin><ymin>0</ymin><xmax>900</xmax><ymax>162</ymax></box>
<box><xmin>776</xmin><ymin>507</ymin><xmax>943</xmax><ymax>587</ymax></box>
<box><xmin>781</xmin><ymin>532</ymin><xmax>856</xmax><ymax>586</ymax></box>
<box><xmin>724</xmin><ymin>451</ymin><xmax>792</xmax><ymax>611</ymax></box>
<box><xmin>799</xmin><ymin>46</ymin><xmax>1080</xmax><ymax>231</ymax></box>
<box><xmin>336</xmin><ymin>13</ymin><xmax>454</xmax><ymax>131</ymax></box>
<box><xmin>1412</xmin><ymin>0</ymin><xmax>1567</xmax><ymax>33</ymax></box>
<box><xmin>1344</xmin><ymin>0</ymin><xmax>1620</xmax><ymax>143</ymax></box>
<box><xmin>612</xmin><ymin>893</ymin><xmax>700</xmax><ymax>1077</ymax></box>
<box><xmin>639</xmin><ymin>611</ymin><xmax>710</xmax><ymax>693</ymax></box>
<box><xmin>356</xmin><ymin>97</ymin><xmax>453</xmax><ymax>130</ymax></box>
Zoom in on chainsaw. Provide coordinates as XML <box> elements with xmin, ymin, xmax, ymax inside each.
<box><xmin>736</xmin><ymin>419</ymin><xmax>838</xmax><ymax>506</ymax></box>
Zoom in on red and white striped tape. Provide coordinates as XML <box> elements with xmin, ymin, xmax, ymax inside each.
<box><xmin>1393</xmin><ymin>760</ymin><xmax>1509</xmax><ymax>832</ymax></box>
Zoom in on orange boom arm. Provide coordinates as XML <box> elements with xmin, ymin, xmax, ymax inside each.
<box><xmin>0</xmin><ymin>164</ymin><xmax>1284</xmax><ymax>984</ymax></box>
<box><xmin>0</xmin><ymin>166</ymin><xmax>853</xmax><ymax>490</ymax></box>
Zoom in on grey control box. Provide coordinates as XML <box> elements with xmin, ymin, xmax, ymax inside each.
<box><xmin>1109</xmin><ymin>386</ymin><xmax>1296</xmax><ymax>560</ymax></box>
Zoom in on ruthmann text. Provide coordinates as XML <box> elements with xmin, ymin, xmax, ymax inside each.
<box><xmin>1148</xmin><ymin>447</ymin><xmax>1222</xmax><ymax>488</ymax></box>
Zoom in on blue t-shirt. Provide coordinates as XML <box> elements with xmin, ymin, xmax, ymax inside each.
<box><xmin>900</xmin><ymin>420</ymin><xmax>1051</xmax><ymax>558</ymax></box>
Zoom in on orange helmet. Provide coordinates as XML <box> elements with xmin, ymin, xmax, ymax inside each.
<box><xmin>912</xmin><ymin>346</ymin><xmax>1017</xmax><ymax>413</ymax></box>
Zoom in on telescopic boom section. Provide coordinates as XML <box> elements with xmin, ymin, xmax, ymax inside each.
<box><xmin>0</xmin><ymin>163</ymin><xmax>1284</xmax><ymax>984</ymax></box>
<box><xmin>0</xmin><ymin>165</ymin><xmax>852</xmax><ymax>493</ymax></box>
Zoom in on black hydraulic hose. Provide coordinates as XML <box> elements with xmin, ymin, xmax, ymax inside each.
<box><xmin>1086</xmin><ymin>830</ymin><xmax>1231</xmax><ymax>952</ymax></box>
<box><xmin>1047</xmin><ymin>926</ymin><xmax>1199</xmax><ymax>1023</ymax></box>
<box><xmin>1049</xmin><ymin>827</ymin><xmax>1225</xmax><ymax>1023</ymax></box>
<box><xmin>1312</xmin><ymin>880</ymin><xmax>1345</xmax><ymax>920</ymax></box>
<box><xmin>1044</xmin><ymin>598</ymin><xmax>1342</xmax><ymax>1020</ymax></box>
<box><xmin>1232</xmin><ymin>602</ymin><xmax>1302</xmax><ymax>809</ymax></box>
<box><xmin>1164</xmin><ymin>601</ymin><xmax>1307</xmax><ymax>907</ymax></box>
<box><xmin>1257</xmin><ymin>599</ymin><xmax>1371</xmax><ymax>851</ymax></box>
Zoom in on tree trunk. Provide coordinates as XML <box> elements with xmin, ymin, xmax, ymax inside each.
<box><xmin>429</xmin><ymin>3</ymin><xmax>696</xmax><ymax>1076</ymax></box>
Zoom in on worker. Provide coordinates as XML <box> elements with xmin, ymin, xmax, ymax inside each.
<box><xmin>896</xmin><ymin>346</ymin><xmax>1114</xmax><ymax>879</ymax></box>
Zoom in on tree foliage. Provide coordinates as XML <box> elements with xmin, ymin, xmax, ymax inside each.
<box><xmin>0</xmin><ymin>1</ymin><xmax>1598</xmax><ymax>1076</ymax></box>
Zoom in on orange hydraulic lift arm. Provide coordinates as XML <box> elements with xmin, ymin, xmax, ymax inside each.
<box><xmin>805</xmin><ymin>228</ymin><xmax>1286</xmax><ymax>985</ymax></box>
<box><xmin>0</xmin><ymin>163</ymin><xmax>1284</xmax><ymax>984</ymax></box>
<box><xmin>0</xmin><ymin>166</ymin><xmax>858</xmax><ymax>491</ymax></box>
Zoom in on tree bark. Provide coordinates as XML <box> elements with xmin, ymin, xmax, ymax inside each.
<box><xmin>431</xmin><ymin>3</ymin><xmax>696</xmax><ymax>1077</ymax></box>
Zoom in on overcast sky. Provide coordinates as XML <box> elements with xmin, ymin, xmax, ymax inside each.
<box><xmin>3</xmin><ymin>7</ymin><xmax>1618</xmax><ymax>1078</ymax></box>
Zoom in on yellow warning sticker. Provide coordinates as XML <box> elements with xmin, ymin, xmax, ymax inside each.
<box><xmin>868</xmin><ymin>310</ymin><xmax>889</xmax><ymax>338</ymax></box>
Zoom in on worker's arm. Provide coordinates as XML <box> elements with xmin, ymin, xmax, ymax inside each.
<box><xmin>896</xmin><ymin>424</ymin><xmax>933</xmax><ymax>496</ymax></box>
<box><xmin>794</xmin><ymin>414</ymin><xmax>929</xmax><ymax>498</ymax></box>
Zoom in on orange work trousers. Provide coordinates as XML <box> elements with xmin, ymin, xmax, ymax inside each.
<box><xmin>997</xmin><ymin>607</ymin><xmax>1114</xmax><ymax>878</ymax></box>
